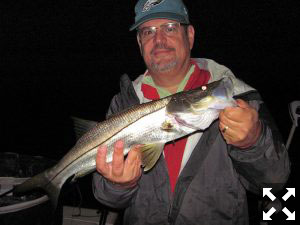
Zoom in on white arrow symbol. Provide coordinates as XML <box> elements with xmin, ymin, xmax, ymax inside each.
<box><xmin>263</xmin><ymin>188</ymin><xmax>276</xmax><ymax>201</ymax></box>
<box><xmin>263</xmin><ymin>207</ymin><xmax>276</xmax><ymax>220</ymax></box>
<box><xmin>282</xmin><ymin>207</ymin><xmax>295</xmax><ymax>220</ymax></box>
<box><xmin>282</xmin><ymin>188</ymin><xmax>295</xmax><ymax>201</ymax></box>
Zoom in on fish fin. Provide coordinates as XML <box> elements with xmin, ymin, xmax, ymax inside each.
<box><xmin>13</xmin><ymin>171</ymin><xmax>50</xmax><ymax>194</ymax></box>
<box><xmin>44</xmin><ymin>181</ymin><xmax>61</xmax><ymax>209</ymax></box>
<box><xmin>13</xmin><ymin>170</ymin><xmax>63</xmax><ymax>210</ymax></box>
<box><xmin>72</xmin><ymin>166</ymin><xmax>96</xmax><ymax>182</ymax></box>
<box><xmin>140</xmin><ymin>143</ymin><xmax>164</xmax><ymax>172</ymax></box>
<box><xmin>70</xmin><ymin>116</ymin><xmax>98</xmax><ymax>140</ymax></box>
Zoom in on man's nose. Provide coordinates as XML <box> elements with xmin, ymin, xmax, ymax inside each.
<box><xmin>153</xmin><ymin>29</ymin><xmax>167</xmax><ymax>44</ymax></box>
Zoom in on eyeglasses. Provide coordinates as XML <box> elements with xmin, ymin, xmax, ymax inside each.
<box><xmin>138</xmin><ymin>22</ymin><xmax>181</xmax><ymax>42</ymax></box>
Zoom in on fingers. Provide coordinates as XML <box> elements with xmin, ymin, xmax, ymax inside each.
<box><xmin>219</xmin><ymin>110</ymin><xmax>241</xmax><ymax>129</ymax></box>
<box><xmin>96</xmin><ymin>145</ymin><xmax>109</xmax><ymax>176</ymax></box>
<box><xmin>95</xmin><ymin>140</ymin><xmax>142</xmax><ymax>187</ymax></box>
<box><xmin>124</xmin><ymin>145</ymin><xmax>142</xmax><ymax>181</ymax></box>
<box><xmin>219</xmin><ymin>99</ymin><xmax>260</xmax><ymax>148</ymax></box>
<box><xmin>112</xmin><ymin>140</ymin><xmax>125</xmax><ymax>177</ymax></box>
<box><xmin>126</xmin><ymin>145</ymin><xmax>142</xmax><ymax>167</ymax></box>
<box><xmin>235</xmin><ymin>99</ymin><xmax>249</xmax><ymax>108</ymax></box>
<box><xmin>219</xmin><ymin>121</ymin><xmax>235</xmax><ymax>144</ymax></box>
<box><xmin>221</xmin><ymin>107</ymin><xmax>249</xmax><ymax>123</ymax></box>
<box><xmin>220</xmin><ymin>101</ymin><xmax>257</xmax><ymax>127</ymax></box>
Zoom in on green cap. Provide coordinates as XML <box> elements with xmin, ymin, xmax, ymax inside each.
<box><xmin>130</xmin><ymin>0</ymin><xmax>190</xmax><ymax>31</ymax></box>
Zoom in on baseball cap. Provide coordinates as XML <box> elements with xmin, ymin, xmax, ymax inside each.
<box><xmin>130</xmin><ymin>0</ymin><xmax>190</xmax><ymax>31</ymax></box>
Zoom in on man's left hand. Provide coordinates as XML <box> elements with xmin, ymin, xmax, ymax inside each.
<box><xmin>219</xmin><ymin>99</ymin><xmax>262</xmax><ymax>149</ymax></box>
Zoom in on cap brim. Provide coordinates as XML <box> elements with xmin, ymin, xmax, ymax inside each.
<box><xmin>129</xmin><ymin>12</ymin><xmax>189</xmax><ymax>31</ymax></box>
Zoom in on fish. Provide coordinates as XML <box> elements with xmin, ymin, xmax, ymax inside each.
<box><xmin>7</xmin><ymin>77</ymin><xmax>236</xmax><ymax>209</ymax></box>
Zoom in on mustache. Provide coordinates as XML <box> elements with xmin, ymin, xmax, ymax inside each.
<box><xmin>151</xmin><ymin>44</ymin><xmax>175</xmax><ymax>55</ymax></box>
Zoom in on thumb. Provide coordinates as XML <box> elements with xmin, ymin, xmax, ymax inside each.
<box><xmin>236</xmin><ymin>99</ymin><xmax>249</xmax><ymax>108</ymax></box>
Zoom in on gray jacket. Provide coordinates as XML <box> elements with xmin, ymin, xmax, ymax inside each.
<box><xmin>93</xmin><ymin>61</ymin><xmax>290</xmax><ymax>225</ymax></box>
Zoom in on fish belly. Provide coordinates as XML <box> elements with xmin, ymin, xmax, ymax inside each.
<box><xmin>104</xmin><ymin>107</ymin><xmax>194</xmax><ymax>162</ymax></box>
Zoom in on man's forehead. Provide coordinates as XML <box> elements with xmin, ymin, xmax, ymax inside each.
<box><xmin>139</xmin><ymin>18</ymin><xmax>178</xmax><ymax>28</ymax></box>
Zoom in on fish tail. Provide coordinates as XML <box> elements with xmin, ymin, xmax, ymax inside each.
<box><xmin>13</xmin><ymin>170</ymin><xmax>61</xmax><ymax>209</ymax></box>
<box><xmin>13</xmin><ymin>170</ymin><xmax>49</xmax><ymax>193</ymax></box>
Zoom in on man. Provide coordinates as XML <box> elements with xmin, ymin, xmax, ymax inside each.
<box><xmin>93</xmin><ymin>0</ymin><xmax>290</xmax><ymax>224</ymax></box>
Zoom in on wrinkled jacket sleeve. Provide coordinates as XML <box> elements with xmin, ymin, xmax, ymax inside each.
<box><xmin>228</xmin><ymin>92</ymin><xmax>290</xmax><ymax>194</ymax></box>
<box><xmin>92</xmin><ymin>74</ymin><xmax>141</xmax><ymax>209</ymax></box>
<box><xmin>93</xmin><ymin>166</ymin><xmax>139</xmax><ymax>208</ymax></box>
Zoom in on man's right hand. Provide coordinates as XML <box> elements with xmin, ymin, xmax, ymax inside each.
<box><xmin>96</xmin><ymin>140</ymin><xmax>142</xmax><ymax>188</ymax></box>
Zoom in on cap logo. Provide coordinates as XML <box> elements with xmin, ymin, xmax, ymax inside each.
<box><xmin>183</xmin><ymin>7</ymin><xmax>188</xmax><ymax>15</ymax></box>
<box><xmin>142</xmin><ymin>0</ymin><xmax>165</xmax><ymax>12</ymax></box>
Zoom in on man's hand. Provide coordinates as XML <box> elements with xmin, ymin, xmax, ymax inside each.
<box><xmin>219</xmin><ymin>99</ymin><xmax>262</xmax><ymax>149</ymax></box>
<box><xmin>96</xmin><ymin>140</ymin><xmax>142</xmax><ymax>188</ymax></box>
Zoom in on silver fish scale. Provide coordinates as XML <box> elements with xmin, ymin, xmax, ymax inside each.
<box><xmin>103</xmin><ymin>107</ymin><xmax>194</xmax><ymax>163</ymax></box>
<box><xmin>47</xmin><ymin>97</ymin><xmax>172</xmax><ymax>181</ymax></box>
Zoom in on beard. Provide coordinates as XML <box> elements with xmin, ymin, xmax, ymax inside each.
<box><xmin>150</xmin><ymin>59</ymin><xmax>178</xmax><ymax>73</ymax></box>
<box><xmin>146</xmin><ymin>43</ymin><xmax>178</xmax><ymax>73</ymax></box>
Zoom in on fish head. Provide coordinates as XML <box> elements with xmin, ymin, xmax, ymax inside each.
<box><xmin>166</xmin><ymin>78</ymin><xmax>237</xmax><ymax>130</ymax></box>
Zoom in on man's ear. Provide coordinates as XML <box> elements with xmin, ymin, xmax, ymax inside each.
<box><xmin>187</xmin><ymin>25</ymin><xmax>195</xmax><ymax>50</ymax></box>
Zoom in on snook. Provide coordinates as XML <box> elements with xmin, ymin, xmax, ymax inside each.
<box><xmin>11</xmin><ymin>77</ymin><xmax>236</xmax><ymax>208</ymax></box>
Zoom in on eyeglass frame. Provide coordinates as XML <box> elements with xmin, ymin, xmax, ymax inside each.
<box><xmin>137</xmin><ymin>22</ymin><xmax>188</xmax><ymax>42</ymax></box>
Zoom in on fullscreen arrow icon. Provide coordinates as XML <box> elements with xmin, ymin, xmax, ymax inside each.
<box><xmin>282</xmin><ymin>188</ymin><xmax>295</xmax><ymax>201</ymax></box>
<box><xmin>263</xmin><ymin>188</ymin><xmax>276</xmax><ymax>201</ymax></box>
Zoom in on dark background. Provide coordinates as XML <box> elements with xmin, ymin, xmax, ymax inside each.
<box><xmin>1</xmin><ymin>0</ymin><xmax>299</xmax><ymax>219</ymax></box>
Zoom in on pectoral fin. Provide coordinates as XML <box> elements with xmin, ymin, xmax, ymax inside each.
<box><xmin>140</xmin><ymin>143</ymin><xmax>165</xmax><ymax>172</ymax></box>
<box><xmin>72</xmin><ymin>166</ymin><xmax>96</xmax><ymax>182</ymax></box>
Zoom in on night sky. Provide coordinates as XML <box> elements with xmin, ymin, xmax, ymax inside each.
<box><xmin>1</xmin><ymin>0</ymin><xmax>299</xmax><ymax>209</ymax></box>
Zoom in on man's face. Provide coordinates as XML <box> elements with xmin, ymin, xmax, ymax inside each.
<box><xmin>137</xmin><ymin>19</ymin><xmax>195</xmax><ymax>74</ymax></box>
